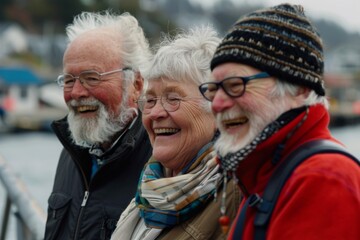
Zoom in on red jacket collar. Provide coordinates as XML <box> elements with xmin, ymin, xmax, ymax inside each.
<box><xmin>235</xmin><ymin>104</ymin><xmax>334</xmax><ymax>196</ymax></box>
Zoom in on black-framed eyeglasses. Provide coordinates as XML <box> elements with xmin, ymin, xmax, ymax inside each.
<box><xmin>198</xmin><ymin>72</ymin><xmax>270</xmax><ymax>101</ymax></box>
<box><xmin>136</xmin><ymin>93</ymin><xmax>203</xmax><ymax>114</ymax></box>
<box><xmin>56</xmin><ymin>68</ymin><xmax>133</xmax><ymax>92</ymax></box>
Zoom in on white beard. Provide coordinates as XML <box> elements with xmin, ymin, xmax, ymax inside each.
<box><xmin>67</xmin><ymin>98</ymin><xmax>136</xmax><ymax>148</ymax></box>
<box><xmin>215</xmin><ymin>95</ymin><xmax>289</xmax><ymax>157</ymax></box>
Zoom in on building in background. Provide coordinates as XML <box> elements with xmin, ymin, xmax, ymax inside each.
<box><xmin>0</xmin><ymin>67</ymin><xmax>66</xmax><ymax>132</ymax></box>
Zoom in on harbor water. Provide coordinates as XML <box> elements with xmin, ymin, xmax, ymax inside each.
<box><xmin>0</xmin><ymin>125</ymin><xmax>360</xmax><ymax>239</ymax></box>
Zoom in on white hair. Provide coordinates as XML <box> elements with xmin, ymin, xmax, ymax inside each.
<box><xmin>144</xmin><ymin>25</ymin><xmax>221</xmax><ymax>112</ymax></box>
<box><xmin>66</xmin><ymin>10</ymin><xmax>152</xmax><ymax>76</ymax></box>
<box><xmin>272</xmin><ymin>79</ymin><xmax>329</xmax><ymax>109</ymax></box>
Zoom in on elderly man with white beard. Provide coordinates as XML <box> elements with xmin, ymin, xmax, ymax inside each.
<box><xmin>199</xmin><ymin>3</ymin><xmax>360</xmax><ymax>240</ymax></box>
<box><xmin>44</xmin><ymin>11</ymin><xmax>152</xmax><ymax>240</ymax></box>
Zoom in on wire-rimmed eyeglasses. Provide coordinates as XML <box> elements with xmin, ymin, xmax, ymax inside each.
<box><xmin>56</xmin><ymin>68</ymin><xmax>133</xmax><ymax>92</ymax></box>
<box><xmin>136</xmin><ymin>93</ymin><xmax>203</xmax><ymax>114</ymax></box>
<box><xmin>198</xmin><ymin>72</ymin><xmax>270</xmax><ymax>101</ymax></box>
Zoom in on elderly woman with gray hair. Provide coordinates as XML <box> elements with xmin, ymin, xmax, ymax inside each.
<box><xmin>111</xmin><ymin>26</ymin><xmax>241</xmax><ymax>240</ymax></box>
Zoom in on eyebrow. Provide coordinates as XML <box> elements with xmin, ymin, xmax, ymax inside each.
<box><xmin>165</xmin><ymin>86</ymin><xmax>186</xmax><ymax>96</ymax></box>
<box><xmin>145</xmin><ymin>89</ymin><xmax>156</xmax><ymax>96</ymax></box>
<box><xmin>145</xmin><ymin>85</ymin><xmax>186</xmax><ymax>96</ymax></box>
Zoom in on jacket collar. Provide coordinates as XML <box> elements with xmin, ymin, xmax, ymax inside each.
<box><xmin>235</xmin><ymin>104</ymin><xmax>332</xmax><ymax>196</ymax></box>
<box><xmin>51</xmin><ymin>112</ymin><xmax>146</xmax><ymax>162</ymax></box>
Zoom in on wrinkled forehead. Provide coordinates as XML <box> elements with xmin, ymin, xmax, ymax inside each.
<box><xmin>145</xmin><ymin>77</ymin><xmax>198</xmax><ymax>96</ymax></box>
<box><xmin>64</xmin><ymin>30</ymin><xmax>121</xmax><ymax>69</ymax></box>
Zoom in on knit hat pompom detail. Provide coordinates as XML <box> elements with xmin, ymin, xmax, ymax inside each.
<box><xmin>211</xmin><ymin>3</ymin><xmax>325</xmax><ymax>96</ymax></box>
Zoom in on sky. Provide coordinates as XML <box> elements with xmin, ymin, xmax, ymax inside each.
<box><xmin>191</xmin><ymin>0</ymin><xmax>360</xmax><ymax>34</ymax></box>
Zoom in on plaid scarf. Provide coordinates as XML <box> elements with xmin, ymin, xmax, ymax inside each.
<box><xmin>135</xmin><ymin>143</ymin><xmax>221</xmax><ymax>229</ymax></box>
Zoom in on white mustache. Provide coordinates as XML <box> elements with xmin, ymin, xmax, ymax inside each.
<box><xmin>69</xmin><ymin>98</ymin><xmax>100</xmax><ymax>107</ymax></box>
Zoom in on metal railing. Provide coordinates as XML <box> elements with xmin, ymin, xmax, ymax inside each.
<box><xmin>0</xmin><ymin>155</ymin><xmax>46</xmax><ymax>240</ymax></box>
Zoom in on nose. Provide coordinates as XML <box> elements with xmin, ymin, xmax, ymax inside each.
<box><xmin>211</xmin><ymin>89</ymin><xmax>234</xmax><ymax>113</ymax></box>
<box><xmin>148</xmin><ymin>100</ymin><xmax>168</xmax><ymax>119</ymax></box>
<box><xmin>70</xmin><ymin>79</ymin><xmax>89</xmax><ymax>100</ymax></box>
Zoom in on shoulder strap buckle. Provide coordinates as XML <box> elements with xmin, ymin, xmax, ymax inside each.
<box><xmin>248</xmin><ymin>193</ymin><xmax>263</xmax><ymax>207</ymax></box>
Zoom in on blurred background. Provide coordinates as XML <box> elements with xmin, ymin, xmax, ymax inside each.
<box><xmin>0</xmin><ymin>0</ymin><xmax>359</xmax><ymax>239</ymax></box>
<box><xmin>0</xmin><ymin>0</ymin><xmax>359</xmax><ymax>132</ymax></box>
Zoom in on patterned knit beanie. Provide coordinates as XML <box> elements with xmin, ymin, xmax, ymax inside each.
<box><xmin>211</xmin><ymin>3</ymin><xmax>325</xmax><ymax>96</ymax></box>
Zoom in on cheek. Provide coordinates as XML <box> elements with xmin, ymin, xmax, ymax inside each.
<box><xmin>180</xmin><ymin>105</ymin><xmax>215</xmax><ymax>139</ymax></box>
<box><xmin>95</xmin><ymin>89</ymin><xmax>123</xmax><ymax>111</ymax></box>
<box><xmin>64</xmin><ymin>92</ymin><xmax>71</xmax><ymax>103</ymax></box>
<box><xmin>237</xmin><ymin>91</ymin><xmax>271</xmax><ymax>112</ymax></box>
<box><xmin>239</xmin><ymin>93</ymin><xmax>285</xmax><ymax>130</ymax></box>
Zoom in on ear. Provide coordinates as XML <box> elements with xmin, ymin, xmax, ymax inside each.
<box><xmin>133</xmin><ymin>72</ymin><xmax>144</xmax><ymax>99</ymax></box>
<box><xmin>292</xmin><ymin>86</ymin><xmax>310</xmax><ymax>106</ymax></box>
<box><xmin>296</xmin><ymin>86</ymin><xmax>310</xmax><ymax>97</ymax></box>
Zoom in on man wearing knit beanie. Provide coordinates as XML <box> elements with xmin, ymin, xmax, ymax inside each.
<box><xmin>199</xmin><ymin>3</ymin><xmax>360</xmax><ymax>240</ymax></box>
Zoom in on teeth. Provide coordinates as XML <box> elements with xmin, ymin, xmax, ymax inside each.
<box><xmin>154</xmin><ymin>128</ymin><xmax>180</xmax><ymax>134</ymax></box>
<box><xmin>223</xmin><ymin>117</ymin><xmax>248</xmax><ymax>126</ymax></box>
<box><xmin>77</xmin><ymin>105</ymin><xmax>98</xmax><ymax>112</ymax></box>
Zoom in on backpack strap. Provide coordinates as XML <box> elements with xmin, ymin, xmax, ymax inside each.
<box><xmin>253</xmin><ymin>139</ymin><xmax>359</xmax><ymax>240</ymax></box>
<box><xmin>231</xmin><ymin>139</ymin><xmax>359</xmax><ymax>240</ymax></box>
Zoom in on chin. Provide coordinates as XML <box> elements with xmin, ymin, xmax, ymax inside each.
<box><xmin>215</xmin><ymin>131</ymin><xmax>253</xmax><ymax>157</ymax></box>
<box><xmin>152</xmin><ymin>146</ymin><xmax>169</xmax><ymax>160</ymax></box>
<box><xmin>68</xmin><ymin>105</ymin><xmax>120</xmax><ymax>147</ymax></box>
<box><xmin>68</xmin><ymin>116</ymin><xmax>99</xmax><ymax>147</ymax></box>
<box><xmin>215</xmin><ymin>118</ymin><xmax>263</xmax><ymax>157</ymax></box>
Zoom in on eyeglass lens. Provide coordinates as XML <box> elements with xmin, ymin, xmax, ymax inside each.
<box><xmin>200</xmin><ymin>77</ymin><xmax>245</xmax><ymax>101</ymax></box>
<box><xmin>139</xmin><ymin>94</ymin><xmax>182</xmax><ymax>114</ymax></box>
<box><xmin>62</xmin><ymin>71</ymin><xmax>102</xmax><ymax>89</ymax></box>
<box><xmin>199</xmin><ymin>72</ymin><xmax>270</xmax><ymax>101</ymax></box>
<box><xmin>59</xmin><ymin>68</ymin><xmax>130</xmax><ymax>91</ymax></box>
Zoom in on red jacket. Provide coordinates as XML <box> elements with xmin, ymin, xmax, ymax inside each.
<box><xmin>228</xmin><ymin>104</ymin><xmax>360</xmax><ymax>240</ymax></box>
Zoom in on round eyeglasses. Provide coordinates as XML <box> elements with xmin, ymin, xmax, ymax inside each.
<box><xmin>198</xmin><ymin>72</ymin><xmax>270</xmax><ymax>101</ymax></box>
<box><xmin>57</xmin><ymin>68</ymin><xmax>132</xmax><ymax>92</ymax></box>
<box><xmin>136</xmin><ymin>93</ymin><xmax>203</xmax><ymax>114</ymax></box>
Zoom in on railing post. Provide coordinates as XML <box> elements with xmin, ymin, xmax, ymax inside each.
<box><xmin>14</xmin><ymin>211</ymin><xmax>31</xmax><ymax>240</ymax></box>
<box><xmin>0</xmin><ymin>196</ymin><xmax>11</xmax><ymax>240</ymax></box>
<box><xmin>0</xmin><ymin>155</ymin><xmax>46</xmax><ymax>240</ymax></box>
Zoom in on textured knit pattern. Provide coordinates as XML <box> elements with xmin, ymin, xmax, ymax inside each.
<box><xmin>211</xmin><ymin>3</ymin><xmax>325</xmax><ymax>96</ymax></box>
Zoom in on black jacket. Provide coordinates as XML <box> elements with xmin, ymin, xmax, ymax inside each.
<box><xmin>44</xmin><ymin>115</ymin><xmax>152</xmax><ymax>240</ymax></box>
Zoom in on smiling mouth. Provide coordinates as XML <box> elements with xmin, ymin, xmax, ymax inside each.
<box><xmin>154</xmin><ymin>128</ymin><xmax>180</xmax><ymax>136</ymax></box>
<box><xmin>223</xmin><ymin>117</ymin><xmax>248</xmax><ymax>128</ymax></box>
<box><xmin>75</xmin><ymin>105</ymin><xmax>99</xmax><ymax>113</ymax></box>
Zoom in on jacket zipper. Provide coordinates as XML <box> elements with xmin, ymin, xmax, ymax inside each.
<box><xmin>81</xmin><ymin>191</ymin><xmax>90</xmax><ymax>207</ymax></box>
<box><xmin>73</xmin><ymin>162</ymin><xmax>90</xmax><ymax>239</ymax></box>
<box><xmin>55</xmin><ymin>119</ymin><xmax>136</xmax><ymax>239</ymax></box>
<box><xmin>74</xmin><ymin>190</ymin><xmax>90</xmax><ymax>239</ymax></box>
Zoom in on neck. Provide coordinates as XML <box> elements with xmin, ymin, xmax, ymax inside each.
<box><xmin>101</xmin><ymin>115</ymin><xmax>138</xmax><ymax>150</ymax></box>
